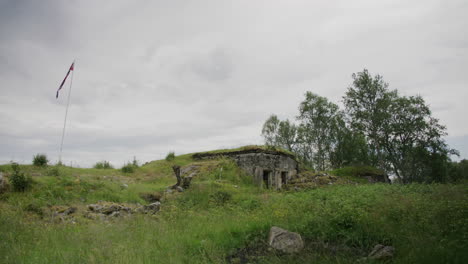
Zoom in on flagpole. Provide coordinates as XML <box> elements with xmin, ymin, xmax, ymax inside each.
<box><xmin>59</xmin><ymin>60</ymin><xmax>75</xmax><ymax>164</ymax></box>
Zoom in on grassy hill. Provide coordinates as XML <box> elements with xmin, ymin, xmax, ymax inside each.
<box><xmin>0</xmin><ymin>150</ymin><xmax>467</xmax><ymax>263</ymax></box>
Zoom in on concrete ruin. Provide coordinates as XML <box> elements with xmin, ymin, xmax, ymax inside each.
<box><xmin>193</xmin><ymin>148</ymin><xmax>298</xmax><ymax>189</ymax></box>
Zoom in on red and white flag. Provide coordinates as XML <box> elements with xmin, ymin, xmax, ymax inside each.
<box><xmin>56</xmin><ymin>62</ymin><xmax>74</xmax><ymax>99</ymax></box>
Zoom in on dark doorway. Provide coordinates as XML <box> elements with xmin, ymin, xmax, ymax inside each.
<box><xmin>263</xmin><ymin>170</ymin><xmax>270</xmax><ymax>188</ymax></box>
<box><xmin>281</xmin><ymin>171</ymin><xmax>288</xmax><ymax>185</ymax></box>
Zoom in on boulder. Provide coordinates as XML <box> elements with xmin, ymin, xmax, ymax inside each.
<box><xmin>137</xmin><ymin>202</ymin><xmax>161</xmax><ymax>214</ymax></box>
<box><xmin>368</xmin><ymin>244</ymin><xmax>395</xmax><ymax>260</ymax></box>
<box><xmin>268</xmin><ymin>226</ymin><xmax>304</xmax><ymax>253</ymax></box>
<box><xmin>87</xmin><ymin>204</ymin><xmax>104</xmax><ymax>212</ymax></box>
<box><xmin>63</xmin><ymin>207</ymin><xmax>77</xmax><ymax>215</ymax></box>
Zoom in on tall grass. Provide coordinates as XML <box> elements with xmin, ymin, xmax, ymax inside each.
<box><xmin>0</xmin><ymin>158</ymin><xmax>466</xmax><ymax>263</ymax></box>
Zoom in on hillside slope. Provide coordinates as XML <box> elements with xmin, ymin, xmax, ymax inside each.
<box><xmin>0</xmin><ymin>150</ymin><xmax>467</xmax><ymax>263</ymax></box>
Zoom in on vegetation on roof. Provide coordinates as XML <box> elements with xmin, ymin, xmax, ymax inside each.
<box><xmin>192</xmin><ymin>145</ymin><xmax>297</xmax><ymax>160</ymax></box>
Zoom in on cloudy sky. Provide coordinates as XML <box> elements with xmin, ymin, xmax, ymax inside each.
<box><xmin>1</xmin><ymin>0</ymin><xmax>467</xmax><ymax>167</ymax></box>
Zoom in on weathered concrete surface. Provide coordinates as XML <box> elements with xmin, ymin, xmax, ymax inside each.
<box><xmin>193</xmin><ymin>149</ymin><xmax>298</xmax><ymax>189</ymax></box>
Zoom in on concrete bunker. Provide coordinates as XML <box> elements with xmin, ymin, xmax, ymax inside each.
<box><xmin>193</xmin><ymin>148</ymin><xmax>298</xmax><ymax>189</ymax></box>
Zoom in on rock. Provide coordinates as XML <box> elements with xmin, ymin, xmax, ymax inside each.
<box><xmin>140</xmin><ymin>192</ymin><xmax>162</xmax><ymax>203</ymax></box>
<box><xmin>181</xmin><ymin>176</ymin><xmax>192</xmax><ymax>189</ymax></box>
<box><xmin>109</xmin><ymin>211</ymin><xmax>121</xmax><ymax>217</ymax></box>
<box><xmin>268</xmin><ymin>226</ymin><xmax>304</xmax><ymax>253</ymax></box>
<box><xmin>368</xmin><ymin>244</ymin><xmax>395</xmax><ymax>260</ymax></box>
<box><xmin>166</xmin><ymin>188</ymin><xmax>173</xmax><ymax>194</ymax></box>
<box><xmin>101</xmin><ymin>204</ymin><xmax>122</xmax><ymax>215</ymax></box>
<box><xmin>176</xmin><ymin>186</ymin><xmax>184</xmax><ymax>192</ymax></box>
<box><xmin>63</xmin><ymin>207</ymin><xmax>77</xmax><ymax>215</ymax></box>
<box><xmin>121</xmin><ymin>183</ymin><xmax>128</xmax><ymax>189</ymax></box>
<box><xmin>87</xmin><ymin>204</ymin><xmax>103</xmax><ymax>212</ymax></box>
<box><xmin>138</xmin><ymin>202</ymin><xmax>161</xmax><ymax>214</ymax></box>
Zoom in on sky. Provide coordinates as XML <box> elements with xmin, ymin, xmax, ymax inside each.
<box><xmin>0</xmin><ymin>0</ymin><xmax>467</xmax><ymax>168</ymax></box>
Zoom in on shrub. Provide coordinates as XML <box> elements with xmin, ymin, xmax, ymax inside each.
<box><xmin>33</xmin><ymin>154</ymin><xmax>48</xmax><ymax>167</ymax></box>
<box><xmin>121</xmin><ymin>163</ymin><xmax>135</xmax><ymax>173</ymax></box>
<box><xmin>210</xmin><ymin>191</ymin><xmax>232</xmax><ymax>206</ymax></box>
<box><xmin>165</xmin><ymin>151</ymin><xmax>175</xmax><ymax>161</ymax></box>
<box><xmin>9</xmin><ymin>163</ymin><xmax>31</xmax><ymax>192</ymax></box>
<box><xmin>132</xmin><ymin>156</ymin><xmax>139</xmax><ymax>167</ymax></box>
<box><xmin>93</xmin><ymin>161</ymin><xmax>113</xmax><ymax>169</ymax></box>
<box><xmin>47</xmin><ymin>166</ymin><xmax>60</xmax><ymax>177</ymax></box>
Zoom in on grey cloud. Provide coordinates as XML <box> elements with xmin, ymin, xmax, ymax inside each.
<box><xmin>1</xmin><ymin>0</ymin><xmax>467</xmax><ymax>167</ymax></box>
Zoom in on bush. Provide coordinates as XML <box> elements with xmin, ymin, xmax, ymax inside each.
<box><xmin>210</xmin><ymin>191</ymin><xmax>232</xmax><ymax>206</ymax></box>
<box><xmin>9</xmin><ymin>163</ymin><xmax>31</xmax><ymax>192</ymax></box>
<box><xmin>165</xmin><ymin>151</ymin><xmax>175</xmax><ymax>161</ymax></box>
<box><xmin>33</xmin><ymin>154</ymin><xmax>48</xmax><ymax>167</ymax></box>
<box><xmin>121</xmin><ymin>163</ymin><xmax>135</xmax><ymax>173</ymax></box>
<box><xmin>93</xmin><ymin>161</ymin><xmax>113</xmax><ymax>169</ymax></box>
<box><xmin>47</xmin><ymin>167</ymin><xmax>60</xmax><ymax>177</ymax></box>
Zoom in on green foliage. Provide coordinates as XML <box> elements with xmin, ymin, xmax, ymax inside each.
<box><xmin>46</xmin><ymin>166</ymin><xmax>60</xmax><ymax>177</ymax></box>
<box><xmin>343</xmin><ymin>69</ymin><xmax>456</xmax><ymax>183</ymax></box>
<box><xmin>261</xmin><ymin>69</ymin><xmax>457</xmax><ymax>183</ymax></box>
<box><xmin>296</xmin><ymin>92</ymin><xmax>344</xmax><ymax>170</ymax></box>
<box><xmin>448</xmin><ymin>159</ymin><xmax>468</xmax><ymax>182</ymax></box>
<box><xmin>210</xmin><ymin>190</ymin><xmax>232</xmax><ymax>206</ymax></box>
<box><xmin>331</xmin><ymin>166</ymin><xmax>383</xmax><ymax>178</ymax></box>
<box><xmin>165</xmin><ymin>151</ymin><xmax>175</xmax><ymax>161</ymax></box>
<box><xmin>121</xmin><ymin>162</ymin><xmax>135</xmax><ymax>173</ymax></box>
<box><xmin>1</xmin><ymin>181</ymin><xmax>466</xmax><ymax>263</ymax></box>
<box><xmin>93</xmin><ymin>161</ymin><xmax>113</xmax><ymax>169</ymax></box>
<box><xmin>262</xmin><ymin>115</ymin><xmax>297</xmax><ymax>152</ymax></box>
<box><xmin>9</xmin><ymin>163</ymin><xmax>31</xmax><ymax>192</ymax></box>
<box><xmin>32</xmin><ymin>153</ymin><xmax>48</xmax><ymax>167</ymax></box>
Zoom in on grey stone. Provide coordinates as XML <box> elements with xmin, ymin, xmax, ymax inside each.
<box><xmin>268</xmin><ymin>226</ymin><xmax>304</xmax><ymax>253</ymax></box>
<box><xmin>87</xmin><ymin>204</ymin><xmax>103</xmax><ymax>212</ymax></box>
<box><xmin>368</xmin><ymin>244</ymin><xmax>395</xmax><ymax>260</ymax></box>
<box><xmin>138</xmin><ymin>202</ymin><xmax>161</xmax><ymax>214</ymax></box>
<box><xmin>109</xmin><ymin>211</ymin><xmax>121</xmax><ymax>217</ymax></box>
<box><xmin>176</xmin><ymin>186</ymin><xmax>184</xmax><ymax>192</ymax></box>
<box><xmin>63</xmin><ymin>207</ymin><xmax>77</xmax><ymax>215</ymax></box>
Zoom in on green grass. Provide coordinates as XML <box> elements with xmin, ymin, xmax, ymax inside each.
<box><xmin>0</xmin><ymin>157</ymin><xmax>467</xmax><ymax>264</ymax></box>
<box><xmin>193</xmin><ymin>145</ymin><xmax>296</xmax><ymax>157</ymax></box>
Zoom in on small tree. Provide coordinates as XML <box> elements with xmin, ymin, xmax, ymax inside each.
<box><xmin>94</xmin><ymin>161</ymin><xmax>113</xmax><ymax>169</ymax></box>
<box><xmin>33</xmin><ymin>154</ymin><xmax>48</xmax><ymax>167</ymax></box>
<box><xmin>132</xmin><ymin>156</ymin><xmax>139</xmax><ymax>167</ymax></box>
<box><xmin>10</xmin><ymin>163</ymin><xmax>30</xmax><ymax>192</ymax></box>
<box><xmin>121</xmin><ymin>162</ymin><xmax>135</xmax><ymax>173</ymax></box>
<box><xmin>165</xmin><ymin>152</ymin><xmax>175</xmax><ymax>161</ymax></box>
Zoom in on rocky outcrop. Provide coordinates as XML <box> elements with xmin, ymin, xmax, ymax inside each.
<box><xmin>368</xmin><ymin>244</ymin><xmax>395</xmax><ymax>260</ymax></box>
<box><xmin>136</xmin><ymin>202</ymin><xmax>160</xmax><ymax>215</ymax></box>
<box><xmin>85</xmin><ymin>201</ymin><xmax>161</xmax><ymax>220</ymax></box>
<box><xmin>268</xmin><ymin>226</ymin><xmax>304</xmax><ymax>253</ymax></box>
